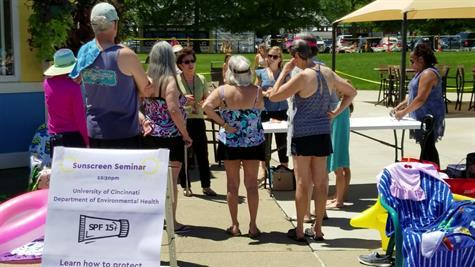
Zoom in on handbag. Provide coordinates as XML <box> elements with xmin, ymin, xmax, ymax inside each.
<box><xmin>446</xmin><ymin>164</ymin><xmax>466</xmax><ymax>178</ymax></box>
<box><xmin>271</xmin><ymin>165</ymin><xmax>295</xmax><ymax>191</ymax></box>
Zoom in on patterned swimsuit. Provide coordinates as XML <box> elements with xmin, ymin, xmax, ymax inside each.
<box><xmin>142</xmin><ymin>95</ymin><xmax>187</xmax><ymax>138</ymax></box>
<box><xmin>217</xmin><ymin>87</ymin><xmax>264</xmax><ymax>147</ymax></box>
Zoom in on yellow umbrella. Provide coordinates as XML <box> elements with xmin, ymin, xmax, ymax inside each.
<box><xmin>335</xmin><ymin>0</ymin><xmax>411</xmax><ymax>23</ymax></box>
<box><xmin>335</xmin><ymin>0</ymin><xmax>475</xmax><ymax>23</ymax></box>
<box><xmin>332</xmin><ymin>0</ymin><xmax>475</xmax><ymax>101</ymax></box>
<box><xmin>404</xmin><ymin>0</ymin><xmax>475</xmax><ymax>19</ymax></box>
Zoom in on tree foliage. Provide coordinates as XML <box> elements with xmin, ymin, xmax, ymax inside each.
<box><xmin>27</xmin><ymin>0</ymin><xmax>475</xmax><ymax>60</ymax></box>
<box><xmin>125</xmin><ymin>0</ymin><xmax>323</xmax><ymax>35</ymax></box>
<box><xmin>28</xmin><ymin>0</ymin><xmax>132</xmax><ymax>59</ymax></box>
<box><xmin>27</xmin><ymin>0</ymin><xmax>76</xmax><ymax>61</ymax></box>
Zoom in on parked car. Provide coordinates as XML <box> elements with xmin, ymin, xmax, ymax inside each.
<box><xmin>409</xmin><ymin>36</ymin><xmax>432</xmax><ymax>51</ymax></box>
<box><xmin>122</xmin><ymin>39</ymin><xmax>140</xmax><ymax>52</ymax></box>
<box><xmin>334</xmin><ymin>35</ymin><xmax>355</xmax><ymax>53</ymax></box>
<box><xmin>315</xmin><ymin>35</ymin><xmax>326</xmax><ymax>53</ymax></box>
<box><xmin>439</xmin><ymin>36</ymin><xmax>462</xmax><ymax>50</ymax></box>
<box><xmin>336</xmin><ymin>34</ymin><xmax>353</xmax><ymax>48</ymax></box>
<box><xmin>457</xmin><ymin>32</ymin><xmax>475</xmax><ymax>50</ymax></box>
<box><xmin>371</xmin><ymin>36</ymin><xmax>401</xmax><ymax>52</ymax></box>
<box><xmin>323</xmin><ymin>39</ymin><xmax>332</xmax><ymax>53</ymax></box>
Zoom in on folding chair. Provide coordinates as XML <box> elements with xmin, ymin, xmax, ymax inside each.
<box><xmin>378</xmin><ymin>165</ymin><xmax>475</xmax><ymax>267</ymax></box>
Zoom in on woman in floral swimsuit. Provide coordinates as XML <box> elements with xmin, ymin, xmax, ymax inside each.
<box><xmin>141</xmin><ymin>41</ymin><xmax>192</xmax><ymax>233</ymax></box>
<box><xmin>203</xmin><ymin>55</ymin><xmax>265</xmax><ymax>238</ymax></box>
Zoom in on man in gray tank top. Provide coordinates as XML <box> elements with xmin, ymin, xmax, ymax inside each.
<box><xmin>74</xmin><ymin>2</ymin><xmax>151</xmax><ymax>149</ymax></box>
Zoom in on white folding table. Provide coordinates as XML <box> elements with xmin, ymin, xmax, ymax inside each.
<box><xmin>263</xmin><ymin>116</ymin><xmax>421</xmax><ymax>163</ymax></box>
<box><xmin>262</xmin><ymin>117</ymin><xmax>420</xmax><ymax>194</ymax></box>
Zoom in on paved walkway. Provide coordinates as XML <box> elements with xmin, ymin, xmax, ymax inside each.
<box><xmin>163</xmin><ymin>91</ymin><xmax>475</xmax><ymax>267</ymax></box>
<box><xmin>1</xmin><ymin>91</ymin><xmax>474</xmax><ymax>267</ymax></box>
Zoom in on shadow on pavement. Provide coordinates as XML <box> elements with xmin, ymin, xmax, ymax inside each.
<box><xmin>191</xmin><ymin>193</ymin><xmax>245</xmax><ymax>204</ymax></box>
<box><xmin>176</xmin><ymin>225</ymin><xmax>244</xmax><ymax>241</ymax></box>
<box><xmin>317</xmin><ymin>238</ymin><xmax>380</xmax><ymax>250</ymax></box>
<box><xmin>272</xmin><ymin>183</ymin><xmax>379</xmax><ymax>213</ymax></box>
<box><xmin>246</xmin><ymin>231</ymin><xmax>309</xmax><ymax>246</ymax></box>
<box><xmin>321</xmin><ymin>217</ymin><xmax>354</xmax><ymax>231</ymax></box>
<box><xmin>161</xmin><ymin>260</ymin><xmax>208</xmax><ymax>267</ymax></box>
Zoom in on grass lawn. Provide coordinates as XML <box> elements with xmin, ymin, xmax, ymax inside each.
<box><xmin>138</xmin><ymin>51</ymin><xmax>475</xmax><ymax>91</ymax></box>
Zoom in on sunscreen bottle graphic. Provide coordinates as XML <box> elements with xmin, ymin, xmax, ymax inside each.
<box><xmin>78</xmin><ymin>215</ymin><xmax>129</xmax><ymax>243</ymax></box>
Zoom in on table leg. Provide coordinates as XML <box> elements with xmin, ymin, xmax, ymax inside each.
<box><xmin>393</xmin><ymin>130</ymin><xmax>398</xmax><ymax>162</ymax></box>
<box><xmin>352</xmin><ymin>130</ymin><xmax>405</xmax><ymax>163</ymax></box>
<box><xmin>264</xmin><ymin>133</ymin><xmax>272</xmax><ymax>195</ymax></box>
<box><xmin>210</xmin><ymin>121</ymin><xmax>221</xmax><ymax>166</ymax></box>
<box><xmin>400</xmin><ymin>130</ymin><xmax>406</xmax><ymax>159</ymax></box>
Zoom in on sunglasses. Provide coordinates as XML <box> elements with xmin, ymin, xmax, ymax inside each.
<box><xmin>182</xmin><ymin>60</ymin><xmax>196</xmax><ymax>65</ymax></box>
<box><xmin>268</xmin><ymin>54</ymin><xmax>279</xmax><ymax>60</ymax></box>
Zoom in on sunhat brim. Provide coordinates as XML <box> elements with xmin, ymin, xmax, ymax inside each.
<box><xmin>43</xmin><ymin>64</ymin><xmax>75</xmax><ymax>77</ymax></box>
<box><xmin>172</xmin><ymin>45</ymin><xmax>184</xmax><ymax>53</ymax></box>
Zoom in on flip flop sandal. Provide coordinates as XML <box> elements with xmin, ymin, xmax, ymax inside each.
<box><xmin>287</xmin><ymin>228</ymin><xmax>306</xmax><ymax>243</ymax></box>
<box><xmin>183</xmin><ymin>189</ymin><xmax>193</xmax><ymax>197</ymax></box>
<box><xmin>313</xmin><ymin>235</ymin><xmax>325</xmax><ymax>241</ymax></box>
<box><xmin>304</xmin><ymin>228</ymin><xmax>325</xmax><ymax>241</ymax></box>
<box><xmin>248</xmin><ymin>228</ymin><xmax>261</xmax><ymax>239</ymax></box>
<box><xmin>225</xmin><ymin>226</ymin><xmax>241</xmax><ymax>237</ymax></box>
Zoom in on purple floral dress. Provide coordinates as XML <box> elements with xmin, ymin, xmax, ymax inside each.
<box><xmin>142</xmin><ymin>95</ymin><xmax>187</xmax><ymax>137</ymax></box>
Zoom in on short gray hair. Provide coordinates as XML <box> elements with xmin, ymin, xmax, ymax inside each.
<box><xmin>91</xmin><ymin>17</ymin><xmax>115</xmax><ymax>33</ymax></box>
<box><xmin>225</xmin><ymin>55</ymin><xmax>252</xmax><ymax>87</ymax></box>
<box><xmin>147</xmin><ymin>41</ymin><xmax>177</xmax><ymax>91</ymax></box>
<box><xmin>90</xmin><ymin>2</ymin><xmax>119</xmax><ymax>34</ymax></box>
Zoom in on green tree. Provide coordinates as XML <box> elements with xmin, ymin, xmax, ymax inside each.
<box><xmin>28</xmin><ymin>0</ymin><xmax>133</xmax><ymax>60</ymax></box>
<box><xmin>126</xmin><ymin>0</ymin><xmax>324</xmax><ymax>36</ymax></box>
<box><xmin>27</xmin><ymin>0</ymin><xmax>76</xmax><ymax>61</ymax></box>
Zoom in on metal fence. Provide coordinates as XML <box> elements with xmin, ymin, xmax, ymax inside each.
<box><xmin>125</xmin><ymin>34</ymin><xmax>475</xmax><ymax>54</ymax></box>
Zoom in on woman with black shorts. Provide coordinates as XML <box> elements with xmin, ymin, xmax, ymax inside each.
<box><xmin>141</xmin><ymin>41</ymin><xmax>192</xmax><ymax>233</ymax></box>
<box><xmin>203</xmin><ymin>55</ymin><xmax>264</xmax><ymax>238</ymax></box>
<box><xmin>267</xmin><ymin>33</ymin><xmax>357</xmax><ymax>242</ymax></box>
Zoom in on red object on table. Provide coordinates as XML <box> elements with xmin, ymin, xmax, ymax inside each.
<box><xmin>443</xmin><ymin>178</ymin><xmax>475</xmax><ymax>198</ymax></box>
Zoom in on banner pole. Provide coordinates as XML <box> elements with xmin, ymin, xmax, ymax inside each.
<box><xmin>165</xmin><ymin>166</ymin><xmax>178</xmax><ymax>267</ymax></box>
<box><xmin>184</xmin><ymin>146</ymin><xmax>191</xmax><ymax>196</ymax></box>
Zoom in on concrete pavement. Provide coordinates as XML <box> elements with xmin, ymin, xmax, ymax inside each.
<box><xmin>163</xmin><ymin>91</ymin><xmax>475</xmax><ymax>267</ymax></box>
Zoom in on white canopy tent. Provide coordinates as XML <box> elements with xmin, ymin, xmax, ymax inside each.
<box><xmin>332</xmin><ymin>0</ymin><xmax>475</xmax><ymax>101</ymax></box>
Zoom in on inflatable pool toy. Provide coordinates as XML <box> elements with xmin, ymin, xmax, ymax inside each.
<box><xmin>350</xmin><ymin>198</ymin><xmax>390</xmax><ymax>250</ymax></box>
<box><xmin>350</xmin><ymin>194</ymin><xmax>474</xmax><ymax>251</ymax></box>
<box><xmin>0</xmin><ymin>189</ymin><xmax>48</xmax><ymax>255</ymax></box>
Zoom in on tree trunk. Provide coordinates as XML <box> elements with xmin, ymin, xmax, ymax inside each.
<box><xmin>193</xmin><ymin>0</ymin><xmax>201</xmax><ymax>53</ymax></box>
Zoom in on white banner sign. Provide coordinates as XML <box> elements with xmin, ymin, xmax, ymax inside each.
<box><xmin>42</xmin><ymin>147</ymin><xmax>169</xmax><ymax>267</ymax></box>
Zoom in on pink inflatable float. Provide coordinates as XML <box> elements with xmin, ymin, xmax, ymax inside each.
<box><xmin>0</xmin><ymin>189</ymin><xmax>48</xmax><ymax>255</ymax></box>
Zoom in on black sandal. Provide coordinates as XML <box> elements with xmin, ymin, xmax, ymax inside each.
<box><xmin>225</xmin><ymin>226</ymin><xmax>241</xmax><ymax>237</ymax></box>
<box><xmin>248</xmin><ymin>228</ymin><xmax>261</xmax><ymax>239</ymax></box>
<box><xmin>287</xmin><ymin>228</ymin><xmax>306</xmax><ymax>243</ymax></box>
<box><xmin>304</xmin><ymin>228</ymin><xmax>325</xmax><ymax>241</ymax></box>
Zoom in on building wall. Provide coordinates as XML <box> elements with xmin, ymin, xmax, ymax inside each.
<box><xmin>0</xmin><ymin>0</ymin><xmax>45</xmax><ymax>169</ymax></box>
<box><xmin>18</xmin><ymin>1</ymin><xmax>42</xmax><ymax>81</ymax></box>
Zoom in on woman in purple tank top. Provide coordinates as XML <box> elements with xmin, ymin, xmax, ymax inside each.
<box><xmin>267</xmin><ymin>33</ymin><xmax>357</xmax><ymax>242</ymax></box>
<box><xmin>392</xmin><ymin>43</ymin><xmax>445</xmax><ymax>167</ymax></box>
<box><xmin>141</xmin><ymin>41</ymin><xmax>192</xmax><ymax>233</ymax></box>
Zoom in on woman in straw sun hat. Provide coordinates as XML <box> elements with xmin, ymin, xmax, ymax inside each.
<box><xmin>44</xmin><ymin>48</ymin><xmax>88</xmax><ymax>156</ymax></box>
